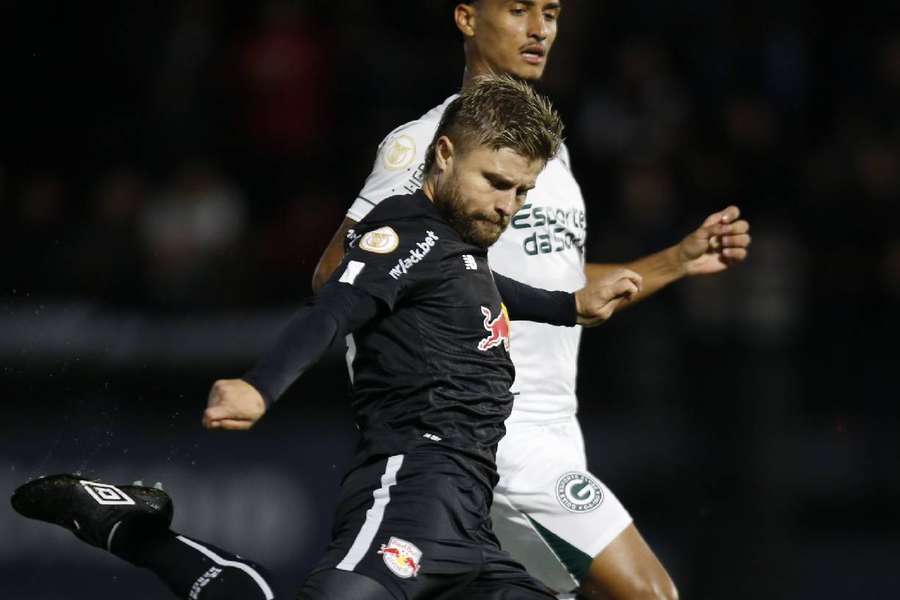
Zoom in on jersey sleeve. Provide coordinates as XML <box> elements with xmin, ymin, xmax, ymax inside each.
<box><xmin>243</xmin><ymin>284</ymin><xmax>381</xmax><ymax>406</ymax></box>
<box><xmin>492</xmin><ymin>271</ymin><xmax>577</xmax><ymax>326</ymax></box>
<box><xmin>347</xmin><ymin>120</ymin><xmax>437</xmax><ymax>222</ymax></box>
<box><xmin>329</xmin><ymin>218</ymin><xmax>443</xmax><ymax>310</ymax></box>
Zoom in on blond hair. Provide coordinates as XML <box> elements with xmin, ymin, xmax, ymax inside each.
<box><xmin>424</xmin><ymin>74</ymin><xmax>564</xmax><ymax>173</ymax></box>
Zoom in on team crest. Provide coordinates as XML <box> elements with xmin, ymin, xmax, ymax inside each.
<box><xmin>555</xmin><ymin>472</ymin><xmax>604</xmax><ymax>513</ymax></box>
<box><xmin>79</xmin><ymin>481</ymin><xmax>136</xmax><ymax>506</ymax></box>
<box><xmin>360</xmin><ymin>226</ymin><xmax>400</xmax><ymax>254</ymax></box>
<box><xmin>477</xmin><ymin>304</ymin><xmax>510</xmax><ymax>352</ymax></box>
<box><xmin>378</xmin><ymin>536</ymin><xmax>422</xmax><ymax>578</ymax></box>
<box><xmin>382</xmin><ymin>134</ymin><xmax>416</xmax><ymax>170</ymax></box>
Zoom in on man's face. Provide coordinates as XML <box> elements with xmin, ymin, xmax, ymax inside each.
<box><xmin>434</xmin><ymin>143</ymin><xmax>543</xmax><ymax>248</ymax></box>
<box><xmin>464</xmin><ymin>0</ymin><xmax>561</xmax><ymax>81</ymax></box>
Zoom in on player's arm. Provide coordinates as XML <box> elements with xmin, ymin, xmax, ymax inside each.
<box><xmin>203</xmin><ymin>283</ymin><xmax>380</xmax><ymax>431</ymax></box>
<box><xmin>493</xmin><ymin>270</ymin><xmax>641</xmax><ymax>328</ymax></box>
<box><xmin>311</xmin><ymin>216</ymin><xmax>358</xmax><ymax>293</ymax></box>
<box><xmin>585</xmin><ymin>205</ymin><xmax>751</xmax><ymax>308</ymax></box>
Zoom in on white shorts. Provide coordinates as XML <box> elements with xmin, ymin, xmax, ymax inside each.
<box><xmin>491</xmin><ymin>416</ymin><xmax>633</xmax><ymax>593</ymax></box>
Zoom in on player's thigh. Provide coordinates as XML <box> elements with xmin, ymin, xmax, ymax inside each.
<box><xmin>297</xmin><ymin>568</ymin><xmax>395</xmax><ymax>600</ymax></box>
<box><xmin>456</xmin><ymin>548</ymin><xmax>556</xmax><ymax>600</ymax></box>
<box><xmin>311</xmin><ymin>452</ymin><xmax>489</xmax><ymax>598</ymax></box>
<box><xmin>580</xmin><ymin>524</ymin><xmax>677</xmax><ymax>600</ymax></box>
<box><xmin>492</xmin><ymin>422</ymin><xmax>632</xmax><ymax>592</ymax></box>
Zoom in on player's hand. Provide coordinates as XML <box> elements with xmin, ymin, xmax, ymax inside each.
<box><xmin>202</xmin><ymin>379</ymin><xmax>266</xmax><ymax>431</ymax></box>
<box><xmin>678</xmin><ymin>205</ymin><xmax>751</xmax><ymax>276</ymax></box>
<box><xmin>575</xmin><ymin>268</ymin><xmax>642</xmax><ymax>327</ymax></box>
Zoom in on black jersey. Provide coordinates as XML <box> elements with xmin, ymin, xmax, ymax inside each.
<box><xmin>335</xmin><ymin>191</ymin><xmax>517</xmax><ymax>479</ymax></box>
<box><xmin>245</xmin><ymin>190</ymin><xmax>575</xmax><ymax>491</ymax></box>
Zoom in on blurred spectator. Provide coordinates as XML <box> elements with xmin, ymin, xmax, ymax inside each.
<box><xmin>140</xmin><ymin>161</ymin><xmax>247</xmax><ymax>308</ymax></box>
<box><xmin>237</xmin><ymin>0</ymin><xmax>331</xmax><ymax>155</ymax></box>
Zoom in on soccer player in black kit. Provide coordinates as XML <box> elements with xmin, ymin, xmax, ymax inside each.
<box><xmin>12</xmin><ymin>76</ymin><xmax>642</xmax><ymax>600</ymax></box>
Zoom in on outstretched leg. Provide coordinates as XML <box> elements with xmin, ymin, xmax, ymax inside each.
<box><xmin>12</xmin><ymin>474</ymin><xmax>280</xmax><ymax>600</ymax></box>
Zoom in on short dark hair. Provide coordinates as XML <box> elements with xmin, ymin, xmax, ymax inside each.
<box><xmin>424</xmin><ymin>75</ymin><xmax>564</xmax><ymax>173</ymax></box>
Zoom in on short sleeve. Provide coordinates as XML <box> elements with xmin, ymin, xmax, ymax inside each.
<box><xmin>329</xmin><ymin>219</ymin><xmax>443</xmax><ymax>311</ymax></box>
<box><xmin>347</xmin><ymin>119</ymin><xmax>438</xmax><ymax>222</ymax></box>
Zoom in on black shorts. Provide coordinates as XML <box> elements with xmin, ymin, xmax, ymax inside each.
<box><xmin>299</xmin><ymin>449</ymin><xmax>555</xmax><ymax>599</ymax></box>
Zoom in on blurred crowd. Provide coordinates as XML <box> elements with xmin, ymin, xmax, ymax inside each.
<box><xmin>3</xmin><ymin>0</ymin><xmax>899</xmax><ymax>320</ymax></box>
<box><xmin>3</xmin><ymin>4</ymin><xmax>899</xmax><ymax>597</ymax></box>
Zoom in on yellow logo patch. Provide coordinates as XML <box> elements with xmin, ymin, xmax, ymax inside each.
<box><xmin>382</xmin><ymin>135</ymin><xmax>416</xmax><ymax>170</ymax></box>
<box><xmin>359</xmin><ymin>226</ymin><xmax>400</xmax><ymax>254</ymax></box>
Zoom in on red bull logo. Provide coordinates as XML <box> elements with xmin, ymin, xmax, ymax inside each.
<box><xmin>378</xmin><ymin>536</ymin><xmax>422</xmax><ymax>579</ymax></box>
<box><xmin>477</xmin><ymin>304</ymin><xmax>511</xmax><ymax>352</ymax></box>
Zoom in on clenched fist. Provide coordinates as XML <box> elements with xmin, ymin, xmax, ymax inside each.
<box><xmin>679</xmin><ymin>205</ymin><xmax>751</xmax><ymax>276</ymax></box>
<box><xmin>575</xmin><ymin>268</ymin><xmax>643</xmax><ymax>327</ymax></box>
<box><xmin>202</xmin><ymin>379</ymin><xmax>266</xmax><ymax>431</ymax></box>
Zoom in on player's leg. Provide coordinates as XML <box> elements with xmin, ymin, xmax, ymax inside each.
<box><xmin>459</xmin><ymin>545</ymin><xmax>558</xmax><ymax>599</ymax></box>
<box><xmin>11</xmin><ymin>474</ymin><xmax>279</xmax><ymax>600</ymax></box>
<box><xmin>578</xmin><ymin>524</ymin><xmax>676</xmax><ymax>600</ymax></box>
<box><xmin>306</xmin><ymin>450</ymin><xmax>514</xmax><ymax>599</ymax></box>
<box><xmin>492</xmin><ymin>418</ymin><xmax>677</xmax><ymax>600</ymax></box>
<box><xmin>297</xmin><ymin>568</ymin><xmax>395</xmax><ymax>599</ymax></box>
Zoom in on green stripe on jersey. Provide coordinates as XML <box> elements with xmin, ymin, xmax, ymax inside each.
<box><xmin>526</xmin><ymin>515</ymin><xmax>593</xmax><ymax>584</ymax></box>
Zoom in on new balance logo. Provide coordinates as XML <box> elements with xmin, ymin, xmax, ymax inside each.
<box><xmin>79</xmin><ymin>481</ymin><xmax>136</xmax><ymax>506</ymax></box>
<box><xmin>462</xmin><ymin>255</ymin><xmax>477</xmax><ymax>271</ymax></box>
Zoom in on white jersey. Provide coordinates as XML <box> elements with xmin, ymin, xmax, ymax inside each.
<box><xmin>348</xmin><ymin>95</ymin><xmax>587</xmax><ymax>425</ymax></box>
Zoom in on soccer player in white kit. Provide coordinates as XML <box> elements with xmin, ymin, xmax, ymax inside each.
<box><xmin>313</xmin><ymin>2</ymin><xmax>751</xmax><ymax>599</ymax></box>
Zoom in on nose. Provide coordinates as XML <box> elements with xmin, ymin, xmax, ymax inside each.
<box><xmin>527</xmin><ymin>12</ymin><xmax>548</xmax><ymax>41</ymax></box>
<box><xmin>496</xmin><ymin>192</ymin><xmax>518</xmax><ymax>218</ymax></box>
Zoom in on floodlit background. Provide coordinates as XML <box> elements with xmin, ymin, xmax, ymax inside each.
<box><xmin>2</xmin><ymin>1</ymin><xmax>899</xmax><ymax>598</ymax></box>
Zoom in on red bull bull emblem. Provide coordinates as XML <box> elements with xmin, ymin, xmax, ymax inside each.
<box><xmin>378</xmin><ymin>536</ymin><xmax>422</xmax><ymax>579</ymax></box>
<box><xmin>477</xmin><ymin>304</ymin><xmax>511</xmax><ymax>352</ymax></box>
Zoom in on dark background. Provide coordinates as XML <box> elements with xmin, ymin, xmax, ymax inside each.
<box><xmin>2</xmin><ymin>1</ymin><xmax>899</xmax><ymax>598</ymax></box>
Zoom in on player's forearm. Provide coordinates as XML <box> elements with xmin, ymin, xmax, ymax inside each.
<box><xmin>243</xmin><ymin>284</ymin><xmax>379</xmax><ymax>406</ymax></box>
<box><xmin>492</xmin><ymin>271</ymin><xmax>577</xmax><ymax>326</ymax></box>
<box><xmin>586</xmin><ymin>245</ymin><xmax>685</xmax><ymax>308</ymax></box>
<box><xmin>243</xmin><ymin>304</ymin><xmax>341</xmax><ymax>407</ymax></box>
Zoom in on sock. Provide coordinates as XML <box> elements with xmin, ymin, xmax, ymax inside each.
<box><xmin>111</xmin><ymin>525</ymin><xmax>278</xmax><ymax>600</ymax></box>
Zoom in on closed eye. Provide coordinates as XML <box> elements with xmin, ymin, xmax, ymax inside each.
<box><xmin>485</xmin><ymin>173</ymin><xmax>515</xmax><ymax>191</ymax></box>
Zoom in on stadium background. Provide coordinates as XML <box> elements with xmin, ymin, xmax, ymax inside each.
<box><xmin>2</xmin><ymin>1</ymin><xmax>898</xmax><ymax>598</ymax></box>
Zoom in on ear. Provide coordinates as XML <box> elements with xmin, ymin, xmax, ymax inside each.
<box><xmin>454</xmin><ymin>3</ymin><xmax>477</xmax><ymax>38</ymax></box>
<box><xmin>434</xmin><ymin>136</ymin><xmax>456</xmax><ymax>172</ymax></box>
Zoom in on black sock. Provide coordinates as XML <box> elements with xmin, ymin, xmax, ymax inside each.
<box><xmin>111</xmin><ymin>525</ymin><xmax>278</xmax><ymax>600</ymax></box>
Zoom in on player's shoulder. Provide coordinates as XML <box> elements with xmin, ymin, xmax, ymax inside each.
<box><xmin>374</xmin><ymin>95</ymin><xmax>458</xmax><ymax>166</ymax></box>
<box><xmin>555</xmin><ymin>141</ymin><xmax>573</xmax><ymax>171</ymax></box>
<box><xmin>383</xmin><ymin>94</ymin><xmax>457</xmax><ymax>142</ymax></box>
<box><xmin>348</xmin><ymin>192</ymin><xmax>448</xmax><ymax>260</ymax></box>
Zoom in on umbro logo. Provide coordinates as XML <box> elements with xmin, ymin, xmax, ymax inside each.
<box><xmin>79</xmin><ymin>481</ymin><xmax>136</xmax><ymax>506</ymax></box>
<box><xmin>462</xmin><ymin>255</ymin><xmax>477</xmax><ymax>271</ymax></box>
